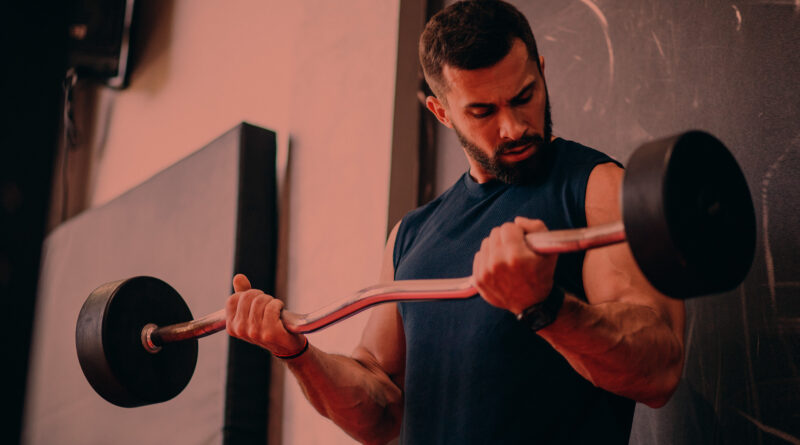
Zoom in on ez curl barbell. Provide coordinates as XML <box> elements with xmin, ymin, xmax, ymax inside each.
<box><xmin>76</xmin><ymin>130</ymin><xmax>755</xmax><ymax>407</ymax></box>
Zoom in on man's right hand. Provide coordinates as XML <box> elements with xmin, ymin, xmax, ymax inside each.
<box><xmin>225</xmin><ymin>274</ymin><xmax>307</xmax><ymax>356</ymax></box>
<box><xmin>222</xmin><ymin>225</ymin><xmax>406</xmax><ymax>444</ymax></box>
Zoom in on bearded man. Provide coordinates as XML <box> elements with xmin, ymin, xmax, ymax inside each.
<box><xmin>226</xmin><ymin>1</ymin><xmax>685</xmax><ymax>444</ymax></box>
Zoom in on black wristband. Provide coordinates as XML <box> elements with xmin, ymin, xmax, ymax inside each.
<box><xmin>515</xmin><ymin>286</ymin><xmax>565</xmax><ymax>331</ymax></box>
<box><xmin>273</xmin><ymin>337</ymin><xmax>309</xmax><ymax>360</ymax></box>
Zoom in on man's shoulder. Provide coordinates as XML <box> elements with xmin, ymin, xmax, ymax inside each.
<box><xmin>401</xmin><ymin>173</ymin><xmax>468</xmax><ymax>226</ymax></box>
<box><xmin>393</xmin><ymin>172</ymin><xmax>470</xmax><ymax>256</ymax></box>
<box><xmin>554</xmin><ymin>137</ymin><xmax>618</xmax><ymax>164</ymax></box>
<box><xmin>553</xmin><ymin>137</ymin><xmax>622</xmax><ymax>169</ymax></box>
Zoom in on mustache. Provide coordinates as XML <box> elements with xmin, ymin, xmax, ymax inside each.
<box><xmin>495</xmin><ymin>133</ymin><xmax>546</xmax><ymax>155</ymax></box>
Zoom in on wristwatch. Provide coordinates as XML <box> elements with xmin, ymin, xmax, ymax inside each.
<box><xmin>516</xmin><ymin>286</ymin><xmax>565</xmax><ymax>331</ymax></box>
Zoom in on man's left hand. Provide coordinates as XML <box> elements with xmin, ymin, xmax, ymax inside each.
<box><xmin>472</xmin><ymin>216</ymin><xmax>558</xmax><ymax>314</ymax></box>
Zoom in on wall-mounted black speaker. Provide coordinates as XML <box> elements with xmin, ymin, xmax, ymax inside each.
<box><xmin>67</xmin><ymin>0</ymin><xmax>135</xmax><ymax>88</ymax></box>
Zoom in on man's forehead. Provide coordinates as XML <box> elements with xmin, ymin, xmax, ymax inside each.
<box><xmin>441</xmin><ymin>40</ymin><xmax>537</xmax><ymax>105</ymax></box>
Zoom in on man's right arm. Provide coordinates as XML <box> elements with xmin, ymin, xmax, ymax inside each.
<box><xmin>226</xmin><ymin>222</ymin><xmax>405</xmax><ymax>445</ymax></box>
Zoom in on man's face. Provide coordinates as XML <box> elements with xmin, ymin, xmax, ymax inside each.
<box><xmin>427</xmin><ymin>39</ymin><xmax>553</xmax><ymax>184</ymax></box>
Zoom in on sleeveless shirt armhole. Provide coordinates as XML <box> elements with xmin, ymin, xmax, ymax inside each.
<box><xmin>559</xmin><ymin>144</ymin><xmax>622</xmax><ymax>298</ymax></box>
<box><xmin>392</xmin><ymin>216</ymin><xmax>407</xmax><ymax>279</ymax></box>
<box><xmin>585</xmin><ymin>159</ymin><xmax>623</xmax><ymax>223</ymax></box>
<box><xmin>393</xmin><ymin>209</ymin><xmax>426</xmax><ymax>277</ymax></box>
<box><xmin>391</xmin><ymin>178</ymin><xmax>459</xmax><ymax>279</ymax></box>
<box><xmin>568</xmin><ymin>141</ymin><xmax>623</xmax><ymax>227</ymax></box>
<box><xmin>571</xmin><ymin>165</ymin><xmax>590</xmax><ymax>229</ymax></box>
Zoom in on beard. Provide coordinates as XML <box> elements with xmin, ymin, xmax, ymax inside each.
<box><xmin>454</xmin><ymin>92</ymin><xmax>554</xmax><ymax>185</ymax></box>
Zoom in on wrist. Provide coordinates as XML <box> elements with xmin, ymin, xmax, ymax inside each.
<box><xmin>516</xmin><ymin>286</ymin><xmax>565</xmax><ymax>331</ymax></box>
<box><xmin>274</xmin><ymin>336</ymin><xmax>309</xmax><ymax>360</ymax></box>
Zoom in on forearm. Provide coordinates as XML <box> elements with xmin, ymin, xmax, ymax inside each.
<box><xmin>285</xmin><ymin>345</ymin><xmax>403</xmax><ymax>444</ymax></box>
<box><xmin>537</xmin><ymin>294</ymin><xmax>684</xmax><ymax>407</ymax></box>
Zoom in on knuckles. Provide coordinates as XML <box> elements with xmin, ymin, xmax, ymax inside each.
<box><xmin>473</xmin><ymin>223</ymin><xmax>551</xmax><ymax>283</ymax></box>
<box><xmin>224</xmin><ymin>284</ymin><xmax>298</xmax><ymax>353</ymax></box>
<box><xmin>489</xmin><ymin>222</ymin><xmax>517</xmax><ymax>239</ymax></box>
<box><xmin>473</xmin><ymin>219</ymin><xmax>557</xmax><ymax>311</ymax></box>
<box><xmin>501</xmin><ymin>221</ymin><xmax>517</xmax><ymax>230</ymax></box>
<box><xmin>487</xmin><ymin>259</ymin><xmax>510</xmax><ymax>277</ymax></box>
<box><xmin>226</xmin><ymin>289</ymin><xmax>280</xmax><ymax>342</ymax></box>
<box><xmin>267</xmin><ymin>298</ymin><xmax>284</xmax><ymax>312</ymax></box>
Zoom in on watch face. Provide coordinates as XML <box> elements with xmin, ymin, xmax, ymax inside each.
<box><xmin>517</xmin><ymin>287</ymin><xmax>564</xmax><ymax>331</ymax></box>
<box><xmin>523</xmin><ymin>308</ymin><xmax>553</xmax><ymax>330</ymax></box>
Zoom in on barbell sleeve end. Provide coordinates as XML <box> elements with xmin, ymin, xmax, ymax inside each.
<box><xmin>145</xmin><ymin>308</ymin><xmax>227</xmax><ymax>351</ymax></box>
<box><xmin>141</xmin><ymin>323</ymin><xmax>162</xmax><ymax>354</ymax></box>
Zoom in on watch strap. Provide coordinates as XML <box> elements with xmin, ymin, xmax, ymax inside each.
<box><xmin>515</xmin><ymin>286</ymin><xmax>565</xmax><ymax>331</ymax></box>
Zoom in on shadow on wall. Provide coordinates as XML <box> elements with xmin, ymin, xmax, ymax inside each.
<box><xmin>630</xmin><ymin>381</ymin><xmax>719</xmax><ymax>445</ymax></box>
<box><xmin>128</xmin><ymin>0</ymin><xmax>175</xmax><ymax>94</ymax></box>
<box><xmin>47</xmin><ymin>0</ymin><xmax>177</xmax><ymax>231</ymax></box>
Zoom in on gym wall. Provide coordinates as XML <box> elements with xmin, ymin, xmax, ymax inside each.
<box><xmin>24</xmin><ymin>1</ymin><xmax>407</xmax><ymax>445</ymax></box>
<box><xmin>433</xmin><ymin>1</ymin><xmax>799</xmax><ymax>443</ymax></box>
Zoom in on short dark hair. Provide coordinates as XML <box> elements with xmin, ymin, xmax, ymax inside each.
<box><xmin>419</xmin><ymin>0</ymin><xmax>540</xmax><ymax>98</ymax></box>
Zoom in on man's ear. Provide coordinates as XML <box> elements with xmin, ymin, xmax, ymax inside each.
<box><xmin>539</xmin><ymin>55</ymin><xmax>546</xmax><ymax>78</ymax></box>
<box><xmin>425</xmin><ymin>95</ymin><xmax>453</xmax><ymax>129</ymax></box>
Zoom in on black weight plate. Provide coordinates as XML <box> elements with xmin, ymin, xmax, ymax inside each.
<box><xmin>622</xmin><ymin>131</ymin><xmax>755</xmax><ymax>298</ymax></box>
<box><xmin>76</xmin><ymin>276</ymin><xmax>198</xmax><ymax>407</ymax></box>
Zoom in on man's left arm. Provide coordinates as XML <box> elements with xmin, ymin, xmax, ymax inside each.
<box><xmin>537</xmin><ymin>162</ymin><xmax>684</xmax><ymax>408</ymax></box>
<box><xmin>472</xmin><ymin>162</ymin><xmax>684</xmax><ymax>408</ymax></box>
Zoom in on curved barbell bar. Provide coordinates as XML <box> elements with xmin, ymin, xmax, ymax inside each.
<box><xmin>141</xmin><ymin>221</ymin><xmax>625</xmax><ymax>352</ymax></box>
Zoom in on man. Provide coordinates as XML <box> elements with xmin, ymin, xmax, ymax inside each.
<box><xmin>226</xmin><ymin>1</ymin><xmax>685</xmax><ymax>443</ymax></box>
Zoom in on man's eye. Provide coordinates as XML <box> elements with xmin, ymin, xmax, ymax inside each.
<box><xmin>511</xmin><ymin>94</ymin><xmax>532</xmax><ymax>106</ymax></box>
<box><xmin>471</xmin><ymin>109</ymin><xmax>494</xmax><ymax>118</ymax></box>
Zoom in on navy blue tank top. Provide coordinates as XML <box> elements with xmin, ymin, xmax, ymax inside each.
<box><xmin>394</xmin><ymin>138</ymin><xmax>633</xmax><ymax>444</ymax></box>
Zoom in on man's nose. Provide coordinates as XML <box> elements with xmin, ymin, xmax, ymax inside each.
<box><xmin>497</xmin><ymin>107</ymin><xmax>527</xmax><ymax>141</ymax></box>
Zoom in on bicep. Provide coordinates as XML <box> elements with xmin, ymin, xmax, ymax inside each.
<box><xmin>352</xmin><ymin>221</ymin><xmax>406</xmax><ymax>388</ymax></box>
<box><xmin>582</xmin><ymin>163</ymin><xmax>685</xmax><ymax>338</ymax></box>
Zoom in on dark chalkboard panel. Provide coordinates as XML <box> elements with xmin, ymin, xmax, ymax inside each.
<box><xmin>435</xmin><ymin>1</ymin><xmax>799</xmax><ymax>443</ymax></box>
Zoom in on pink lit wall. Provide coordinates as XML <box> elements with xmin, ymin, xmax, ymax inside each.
<box><xmin>88</xmin><ymin>1</ymin><xmax>401</xmax><ymax>444</ymax></box>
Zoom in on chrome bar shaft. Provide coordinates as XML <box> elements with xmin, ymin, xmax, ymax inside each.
<box><xmin>143</xmin><ymin>221</ymin><xmax>626</xmax><ymax>348</ymax></box>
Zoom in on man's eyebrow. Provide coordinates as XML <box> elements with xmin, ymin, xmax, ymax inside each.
<box><xmin>465</xmin><ymin>101</ymin><xmax>494</xmax><ymax>109</ymax></box>
<box><xmin>510</xmin><ymin>81</ymin><xmax>535</xmax><ymax>102</ymax></box>
<box><xmin>464</xmin><ymin>81</ymin><xmax>536</xmax><ymax>109</ymax></box>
